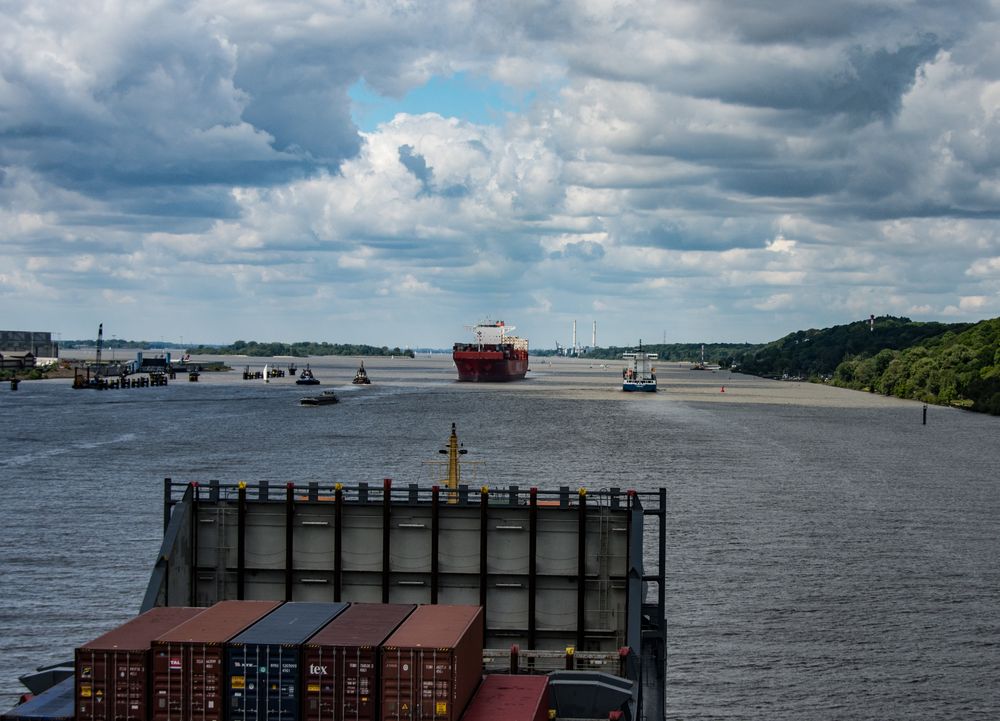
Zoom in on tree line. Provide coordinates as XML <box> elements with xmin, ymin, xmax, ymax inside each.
<box><xmin>186</xmin><ymin>340</ymin><xmax>415</xmax><ymax>358</ymax></box>
<box><xmin>730</xmin><ymin>316</ymin><xmax>1000</xmax><ymax>415</ymax></box>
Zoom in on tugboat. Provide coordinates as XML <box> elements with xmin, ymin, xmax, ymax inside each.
<box><xmin>352</xmin><ymin>361</ymin><xmax>371</xmax><ymax>385</ymax></box>
<box><xmin>295</xmin><ymin>364</ymin><xmax>320</xmax><ymax>385</ymax></box>
<box><xmin>452</xmin><ymin>320</ymin><xmax>529</xmax><ymax>382</ymax></box>
<box><xmin>623</xmin><ymin>341</ymin><xmax>658</xmax><ymax>392</ymax></box>
<box><xmin>299</xmin><ymin>390</ymin><xmax>338</xmax><ymax>406</ymax></box>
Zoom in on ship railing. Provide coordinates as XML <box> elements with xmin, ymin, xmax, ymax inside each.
<box><xmin>483</xmin><ymin>646</ymin><xmax>630</xmax><ymax>676</ymax></box>
<box><xmin>164</xmin><ymin>478</ymin><xmax>660</xmax><ymax>509</ymax></box>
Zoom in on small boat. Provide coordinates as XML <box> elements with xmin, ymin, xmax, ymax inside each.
<box><xmin>622</xmin><ymin>341</ymin><xmax>658</xmax><ymax>392</ymax></box>
<box><xmin>295</xmin><ymin>364</ymin><xmax>320</xmax><ymax>385</ymax></box>
<box><xmin>299</xmin><ymin>390</ymin><xmax>338</xmax><ymax>406</ymax></box>
<box><xmin>352</xmin><ymin>361</ymin><xmax>371</xmax><ymax>385</ymax></box>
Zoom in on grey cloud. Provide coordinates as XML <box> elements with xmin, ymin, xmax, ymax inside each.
<box><xmin>824</xmin><ymin>39</ymin><xmax>942</xmax><ymax>123</ymax></box>
<box><xmin>398</xmin><ymin>144</ymin><xmax>433</xmax><ymax>193</ymax></box>
<box><xmin>559</xmin><ymin>240</ymin><xmax>606</xmax><ymax>261</ymax></box>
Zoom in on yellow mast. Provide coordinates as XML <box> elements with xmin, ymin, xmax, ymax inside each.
<box><xmin>438</xmin><ymin>422</ymin><xmax>468</xmax><ymax>502</ymax></box>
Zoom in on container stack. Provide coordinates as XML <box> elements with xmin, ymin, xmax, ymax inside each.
<box><xmin>302</xmin><ymin>604</ymin><xmax>416</xmax><ymax>721</ymax></box>
<box><xmin>225</xmin><ymin>602</ymin><xmax>350</xmax><ymax>721</ymax></box>
<box><xmin>61</xmin><ymin>602</ymin><xmax>491</xmax><ymax>721</ymax></box>
<box><xmin>381</xmin><ymin>605</ymin><xmax>485</xmax><ymax>721</ymax></box>
<box><xmin>75</xmin><ymin>607</ymin><xmax>206</xmax><ymax>721</ymax></box>
<box><xmin>151</xmin><ymin>600</ymin><xmax>282</xmax><ymax>721</ymax></box>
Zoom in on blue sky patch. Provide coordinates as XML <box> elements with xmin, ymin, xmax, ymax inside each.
<box><xmin>349</xmin><ymin>72</ymin><xmax>531</xmax><ymax>130</ymax></box>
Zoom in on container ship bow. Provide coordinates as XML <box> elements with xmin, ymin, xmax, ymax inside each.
<box><xmin>453</xmin><ymin>320</ymin><xmax>528</xmax><ymax>382</ymax></box>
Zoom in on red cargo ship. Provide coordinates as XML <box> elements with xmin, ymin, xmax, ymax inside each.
<box><xmin>452</xmin><ymin>320</ymin><xmax>528</xmax><ymax>382</ymax></box>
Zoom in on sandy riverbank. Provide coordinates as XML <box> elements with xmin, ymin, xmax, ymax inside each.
<box><xmin>44</xmin><ymin>351</ymin><xmax>928</xmax><ymax>410</ymax></box>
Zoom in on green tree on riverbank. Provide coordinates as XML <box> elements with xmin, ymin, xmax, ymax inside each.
<box><xmin>186</xmin><ymin>340</ymin><xmax>415</xmax><ymax>358</ymax></box>
<box><xmin>831</xmin><ymin>318</ymin><xmax>1000</xmax><ymax>414</ymax></box>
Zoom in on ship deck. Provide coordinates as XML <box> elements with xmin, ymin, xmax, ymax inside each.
<box><xmin>143</xmin><ymin>480</ymin><xmax>666</xmax><ymax>721</ymax></box>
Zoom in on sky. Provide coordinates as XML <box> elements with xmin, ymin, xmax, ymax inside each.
<box><xmin>2</xmin><ymin>1</ymin><xmax>1000</xmax><ymax>349</ymax></box>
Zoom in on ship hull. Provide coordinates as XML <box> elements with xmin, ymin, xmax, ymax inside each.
<box><xmin>453</xmin><ymin>351</ymin><xmax>528</xmax><ymax>382</ymax></box>
<box><xmin>623</xmin><ymin>380</ymin><xmax>657</xmax><ymax>392</ymax></box>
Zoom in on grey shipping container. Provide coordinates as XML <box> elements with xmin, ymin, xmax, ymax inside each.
<box><xmin>0</xmin><ymin>677</ymin><xmax>74</xmax><ymax>721</ymax></box>
<box><xmin>76</xmin><ymin>607</ymin><xmax>205</xmax><ymax>721</ymax></box>
<box><xmin>380</xmin><ymin>605</ymin><xmax>484</xmax><ymax>721</ymax></box>
<box><xmin>302</xmin><ymin>604</ymin><xmax>415</xmax><ymax>721</ymax></box>
<box><xmin>225</xmin><ymin>602</ymin><xmax>349</xmax><ymax>721</ymax></box>
<box><xmin>458</xmin><ymin>675</ymin><xmax>550</xmax><ymax>721</ymax></box>
<box><xmin>151</xmin><ymin>600</ymin><xmax>283</xmax><ymax>721</ymax></box>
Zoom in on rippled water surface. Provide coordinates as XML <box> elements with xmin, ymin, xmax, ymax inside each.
<box><xmin>1</xmin><ymin>356</ymin><xmax>997</xmax><ymax>719</ymax></box>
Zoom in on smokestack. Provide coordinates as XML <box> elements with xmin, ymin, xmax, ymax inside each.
<box><xmin>592</xmin><ymin>321</ymin><xmax>597</xmax><ymax>348</ymax></box>
<box><xmin>572</xmin><ymin>320</ymin><xmax>577</xmax><ymax>354</ymax></box>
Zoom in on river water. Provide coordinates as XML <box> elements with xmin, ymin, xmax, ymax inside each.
<box><xmin>0</xmin><ymin>355</ymin><xmax>997</xmax><ymax>719</ymax></box>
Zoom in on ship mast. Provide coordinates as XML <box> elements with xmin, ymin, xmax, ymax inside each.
<box><xmin>438</xmin><ymin>422</ymin><xmax>468</xmax><ymax>502</ymax></box>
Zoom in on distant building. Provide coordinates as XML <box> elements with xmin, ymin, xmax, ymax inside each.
<box><xmin>0</xmin><ymin>330</ymin><xmax>59</xmax><ymax>364</ymax></box>
<box><xmin>0</xmin><ymin>351</ymin><xmax>36</xmax><ymax>370</ymax></box>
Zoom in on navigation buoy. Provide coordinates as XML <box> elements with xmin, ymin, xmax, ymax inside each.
<box><xmin>720</xmin><ymin>386</ymin><xmax>725</xmax><ymax>393</ymax></box>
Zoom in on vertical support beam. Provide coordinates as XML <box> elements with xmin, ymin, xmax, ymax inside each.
<box><xmin>285</xmin><ymin>483</ymin><xmax>294</xmax><ymax>601</ymax></box>
<box><xmin>577</xmin><ymin>487</ymin><xmax>587</xmax><ymax>650</ymax></box>
<box><xmin>189</xmin><ymin>482</ymin><xmax>199</xmax><ymax>607</ymax></box>
<box><xmin>237</xmin><ymin>482</ymin><xmax>247</xmax><ymax>600</ymax></box>
<box><xmin>625</xmin><ymin>490</ymin><xmax>633</xmax><ymax>650</ymax></box>
<box><xmin>431</xmin><ymin>486</ymin><xmax>440</xmax><ymax>604</ymax></box>
<box><xmin>528</xmin><ymin>487</ymin><xmax>538</xmax><ymax>649</ymax></box>
<box><xmin>658</xmin><ymin>488</ymin><xmax>666</xmax><ymax>630</ymax></box>
<box><xmin>479</xmin><ymin>487</ymin><xmax>489</xmax><ymax>611</ymax></box>
<box><xmin>626</xmin><ymin>491</ymin><xmax>643</xmax><ymax>657</ymax></box>
<box><xmin>334</xmin><ymin>484</ymin><xmax>343</xmax><ymax>602</ymax></box>
<box><xmin>382</xmin><ymin>478</ymin><xmax>391</xmax><ymax>603</ymax></box>
<box><xmin>163</xmin><ymin>477</ymin><xmax>172</xmax><ymax>534</ymax></box>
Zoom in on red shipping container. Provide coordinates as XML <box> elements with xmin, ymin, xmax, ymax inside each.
<box><xmin>151</xmin><ymin>601</ymin><xmax>282</xmax><ymax>721</ymax></box>
<box><xmin>76</xmin><ymin>607</ymin><xmax>205</xmax><ymax>721</ymax></box>
<box><xmin>380</xmin><ymin>605</ymin><xmax>484</xmax><ymax>721</ymax></box>
<box><xmin>302</xmin><ymin>604</ymin><xmax>415</xmax><ymax>721</ymax></box>
<box><xmin>458</xmin><ymin>675</ymin><xmax>550</xmax><ymax>721</ymax></box>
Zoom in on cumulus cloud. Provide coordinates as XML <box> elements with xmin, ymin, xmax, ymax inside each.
<box><xmin>2</xmin><ymin>0</ymin><xmax>1000</xmax><ymax>344</ymax></box>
